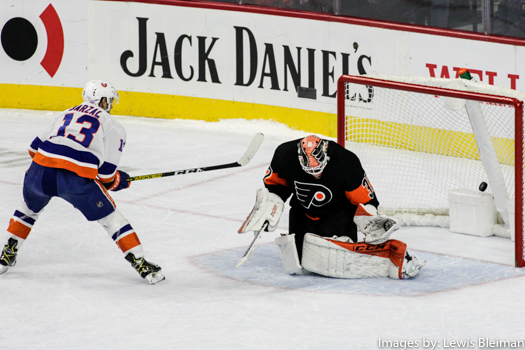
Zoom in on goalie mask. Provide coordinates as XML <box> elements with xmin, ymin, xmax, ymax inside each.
<box><xmin>82</xmin><ymin>80</ymin><xmax>119</xmax><ymax>113</ymax></box>
<box><xmin>297</xmin><ymin>135</ymin><xmax>329</xmax><ymax>178</ymax></box>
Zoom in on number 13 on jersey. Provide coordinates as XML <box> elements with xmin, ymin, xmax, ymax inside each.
<box><xmin>55</xmin><ymin>113</ymin><xmax>101</xmax><ymax>148</ymax></box>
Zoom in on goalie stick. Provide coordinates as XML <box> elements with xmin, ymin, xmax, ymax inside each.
<box><xmin>127</xmin><ymin>133</ymin><xmax>264</xmax><ymax>182</ymax></box>
<box><xmin>236</xmin><ymin>222</ymin><xmax>269</xmax><ymax>267</ymax></box>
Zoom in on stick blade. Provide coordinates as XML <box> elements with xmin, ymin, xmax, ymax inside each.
<box><xmin>236</xmin><ymin>247</ymin><xmax>258</xmax><ymax>267</ymax></box>
<box><xmin>237</xmin><ymin>133</ymin><xmax>264</xmax><ymax>166</ymax></box>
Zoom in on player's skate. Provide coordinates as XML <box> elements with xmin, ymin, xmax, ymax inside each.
<box><xmin>402</xmin><ymin>252</ymin><xmax>426</xmax><ymax>279</ymax></box>
<box><xmin>0</xmin><ymin>238</ymin><xmax>19</xmax><ymax>275</ymax></box>
<box><xmin>125</xmin><ymin>253</ymin><xmax>165</xmax><ymax>284</ymax></box>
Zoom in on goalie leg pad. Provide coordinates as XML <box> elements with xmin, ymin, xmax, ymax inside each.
<box><xmin>301</xmin><ymin>234</ymin><xmax>424</xmax><ymax>279</ymax></box>
<box><xmin>275</xmin><ymin>234</ymin><xmax>303</xmax><ymax>274</ymax></box>
<box><xmin>387</xmin><ymin>241</ymin><xmax>426</xmax><ymax>279</ymax></box>
<box><xmin>302</xmin><ymin>233</ymin><xmax>391</xmax><ymax>278</ymax></box>
<box><xmin>238</xmin><ymin>188</ymin><xmax>284</xmax><ymax>233</ymax></box>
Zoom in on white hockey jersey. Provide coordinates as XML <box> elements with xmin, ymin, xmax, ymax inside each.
<box><xmin>29</xmin><ymin>102</ymin><xmax>126</xmax><ymax>183</ymax></box>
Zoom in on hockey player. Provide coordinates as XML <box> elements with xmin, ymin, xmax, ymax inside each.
<box><xmin>0</xmin><ymin>80</ymin><xmax>165</xmax><ymax>284</ymax></box>
<box><xmin>239</xmin><ymin>135</ymin><xmax>425</xmax><ymax>279</ymax></box>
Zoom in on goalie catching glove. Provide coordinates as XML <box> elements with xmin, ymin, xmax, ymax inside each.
<box><xmin>238</xmin><ymin>188</ymin><xmax>284</xmax><ymax>233</ymax></box>
<box><xmin>354</xmin><ymin>203</ymin><xmax>400</xmax><ymax>244</ymax></box>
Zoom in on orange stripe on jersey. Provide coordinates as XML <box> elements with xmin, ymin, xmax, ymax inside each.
<box><xmin>98</xmin><ymin>174</ymin><xmax>116</xmax><ymax>184</ymax></box>
<box><xmin>28</xmin><ymin>150</ymin><xmax>36</xmax><ymax>159</ymax></box>
<box><xmin>345</xmin><ymin>186</ymin><xmax>373</xmax><ymax>206</ymax></box>
<box><xmin>305</xmin><ymin>213</ymin><xmax>320</xmax><ymax>221</ymax></box>
<box><xmin>116</xmin><ymin>232</ymin><xmax>141</xmax><ymax>253</ymax></box>
<box><xmin>7</xmin><ymin>219</ymin><xmax>32</xmax><ymax>240</ymax></box>
<box><xmin>264</xmin><ymin>172</ymin><xmax>288</xmax><ymax>187</ymax></box>
<box><xmin>33</xmin><ymin>153</ymin><xmax>98</xmax><ymax>179</ymax></box>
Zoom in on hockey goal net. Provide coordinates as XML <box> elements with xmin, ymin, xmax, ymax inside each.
<box><xmin>337</xmin><ymin>74</ymin><xmax>525</xmax><ymax>267</ymax></box>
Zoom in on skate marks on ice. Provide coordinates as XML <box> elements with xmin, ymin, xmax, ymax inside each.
<box><xmin>0</xmin><ymin>148</ymin><xmax>31</xmax><ymax>167</ymax></box>
<box><xmin>192</xmin><ymin>244</ymin><xmax>525</xmax><ymax>296</ymax></box>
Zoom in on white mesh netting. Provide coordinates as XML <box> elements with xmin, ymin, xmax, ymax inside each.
<box><xmin>340</xmin><ymin>75</ymin><xmax>524</xmax><ymax>244</ymax></box>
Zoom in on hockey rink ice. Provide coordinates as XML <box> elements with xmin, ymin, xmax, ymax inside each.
<box><xmin>1</xmin><ymin>108</ymin><xmax>525</xmax><ymax>350</ymax></box>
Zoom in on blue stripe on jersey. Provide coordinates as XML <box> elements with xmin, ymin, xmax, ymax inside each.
<box><xmin>40</xmin><ymin>141</ymin><xmax>99</xmax><ymax>167</ymax></box>
<box><xmin>30</xmin><ymin>137</ymin><xmax>43</xmax><ymax>151</ymax></box>
<box><xmin>111</xmin><ymin>224</ymin><xmax>133</xmax><ymax>242</ymax></box>
<box><xmin>13</xmin><ymin>210</ymin><xmax>36</xmax><ymax>226</ymax></box>
<box><xmin>99</xmin><ymin>161</ymin><xmax>117</xmax><ymax>177</ymax></box>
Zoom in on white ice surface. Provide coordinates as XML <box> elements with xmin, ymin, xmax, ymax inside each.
<box><xmin>0</xmin><ymin>109</ymin><xmax>524</xmax><ymax>350</ymax></box>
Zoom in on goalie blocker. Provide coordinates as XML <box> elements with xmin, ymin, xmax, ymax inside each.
<box><xmin>276</xmin><ymin>233</ymin><xmax>426</xmax><ymax>279</ymax></box>
<box><xmin>238</xmin><ymin>188</ymin><xmax>284</xmax><ymax>233</ymax></box>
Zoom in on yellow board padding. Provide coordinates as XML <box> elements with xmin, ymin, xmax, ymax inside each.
<box><xmin>0</xmin><ymin>84</ymin><xmax>82</xmax><ymax>110</ymax></box>
<box><xmin>0</xmin><ymin>83</ymin><xmax>337</xmax><ymax>138</ymax></box>
<box><xmin>346</xmin><ymin>116</ymin><xmax>515</xmax><ymax>166</ymax></box>
<box><xmin>2</xmin><ymin>83</ymin><xmax>514</xmax><ymax>165</ymax></box>
<box><xmin>115</xmin><ymin>90</ymin><xmax>338</xmax><ymax>137</ymax></box>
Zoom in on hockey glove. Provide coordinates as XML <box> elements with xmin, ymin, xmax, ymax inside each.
<box><xmin>238</xmin><ymin>188</ymin><xmax>284</xmax><ymax>233</ymax></box>
<box><xmin>354</xmin><ymin>203</ymin><xmax>399</xmax><ymax>244</ymax></box>
<box><xmin>105</xmin><ymin>170</ymin><xmax>131</xmax><ymax>192</ymax></box>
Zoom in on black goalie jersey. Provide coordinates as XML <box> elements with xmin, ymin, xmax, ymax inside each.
<box><xmin>263</xmin><ymin>139</ymin><xmax>379</xmax><ymax>219</ymax></box>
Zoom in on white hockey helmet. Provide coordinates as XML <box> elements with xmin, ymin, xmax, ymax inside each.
<box><xmin>82</xmin><ymin>80</ymin><xmax>119</xmax><ymax>113</ymax></box>
<box><xmin>297</xmin><ymin>135</ymin><xmax>329</xmax><ymax>178</ymax></box>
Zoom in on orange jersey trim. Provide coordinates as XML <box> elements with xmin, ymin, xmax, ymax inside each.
<box><xmin>33</xmin><ymin>153</ymin><xmax>98</xmax><ymax>179</ymax></box>
<box><xmin>264</xmin><ymin>172</ymin><xmax>288</xmax><ymax>187</ymax></box>
<box><xmin>345</xmin><ymin>186</ymin><xmax>373</xmax><ymax>206</ymax></box>
<box><xmin>117</xmin><ymin>232</ymin><xmax>141</xmax><ymax>253</ymax></box>
<box><xmin>7</xmin><ymin>219</ymin><xmax>32</xmax><ymax>240</ymax></box>
<box><xmin>98</xmin><ymin>174</ymin><xmax>116</xmax><ymax>184</ymax></box>
<box><xmin>305</xmin><ymin>213</ymin><xmax>320</xmax><ymax>221</ymax></box>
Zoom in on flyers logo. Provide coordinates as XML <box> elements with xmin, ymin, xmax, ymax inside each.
<box><xmin>294</xmin><ymin>181</ymin><xmax>332</xmax><ymax>209</ymax></box>
<box><xmin>1</xmin><ymin>4</ymin><xmax>64</xmax><ymax>77</ymax></box>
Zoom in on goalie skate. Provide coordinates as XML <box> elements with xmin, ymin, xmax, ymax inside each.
<box><xmin>402</xmin><ymin>253</ymin><xmax>426</xmax><ymax>279</ymax></box>
<box><xmin>125</xmin><ymin>253</ymin><xmax>165</xmax><ymax>284</ymax></box>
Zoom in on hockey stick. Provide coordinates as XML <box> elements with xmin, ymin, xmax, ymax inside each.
<box><xmin>127</xmin><ymin>133</ymin><xmax>264</xmax><ymax>182</ymax></box>
<box><xmin>236</xmin><ymin>222</ymin><xmax>269</xmax><ymax>268</ymax></box>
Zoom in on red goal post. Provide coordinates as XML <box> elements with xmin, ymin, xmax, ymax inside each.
<box><xmin>336</xmin><ymin>74</ymin><xmax>525</xmax><ymax>267</ymax></box>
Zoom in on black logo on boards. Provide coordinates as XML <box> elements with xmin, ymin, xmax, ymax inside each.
<box><xmin>1</xmin><ymin>18</ymin><xmax>38</xmax><ymax>61</ymax></box>
<box><xmin>119</xmin><ymin>18</ymin><xmax>374</xmax><ymax>100</ymax></box>
<box><xmin>1</xmin><ymin>4</ymin><xmax>64</xmax><ymax>77</ymax></box>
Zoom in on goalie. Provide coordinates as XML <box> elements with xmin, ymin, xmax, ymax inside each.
<box><xmin>238</xmin><ymin>135</ymin><xmax>425</xmax><ymax>279</ymax></box>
